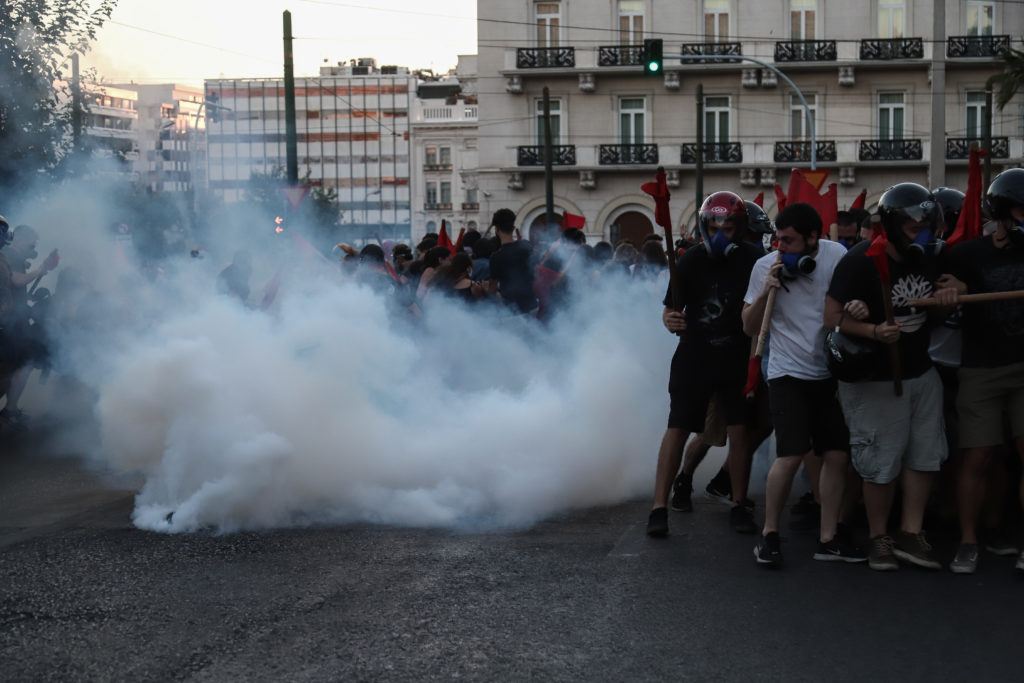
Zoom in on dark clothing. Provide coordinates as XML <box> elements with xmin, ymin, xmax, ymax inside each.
<box><xmin>667</xmin><ymin>342</ymin><xmax>748</xmax><ymax>431</ymax></box>
<box><xmin>217</xmin><ymin>264</ymin><xmax>251</xmax><ymax>302</ymax></box>
<box><xmin>948</xmin><ymin>236</ymin><xmax>1024</xmax><ymax>368</ymax></box>
<box><xmin>827</xmin><ymin>239</ymin><xmax>939</xmax><ymax>381</ymax></box>
<box><xmin>489</xmin><ymin>239</ymin><xmax>536</xmax><ymax>313</ymax></box>
<box><xmin>768</xmin><ymin>376</ymin><xmax>850</xmax><ymax>457</ymax></box>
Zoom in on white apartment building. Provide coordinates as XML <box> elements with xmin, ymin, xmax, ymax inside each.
<box><xmin>410</xmin><ymin>55</ymin><xmax>480</xmax><ymax>243</ymax></box>
<box><xmin>205</xmin><ymin>59</ymin><xmax>414</xmax><ymax>241</ymax></box>
<box><xmin>123</xmin><ymin>84</ymin><xmax>205</xmax><ymax>193</ymax></box>
<box><xmin>477</xmin><ymin>0</ymin><xmax>1024</xmax><ymax>245</ymax></box>
<box><xmin>83</xmin><ymin>84</ymin><xmax>139</xmax><ymax>179</ymax></box>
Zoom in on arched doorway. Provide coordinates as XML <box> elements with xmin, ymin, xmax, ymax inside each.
<box><xmin>609</xmin><ymin>210</ymin><xmax>654</xmax><ymax>248</ymax></box>
<box><xmin>528</xmin><ymin>212</ymin><xmax>563</xmax><ymax>246</ymax></box>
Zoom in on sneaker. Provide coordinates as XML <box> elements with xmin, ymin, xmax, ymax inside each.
<box><xmin>1016</xmin><ymin>551</ymin><xmax>1024</xmax><ymax>574</ymax></box>
<box><xmin>790</xmin><ymin>491</ymin><xmax>818</xmax><ymax>516</ymax></box>
<box><xmin>670</xmin><ymin>472</ymin><xmax>693</xmax><ymax>512</ymax></box>
<box><xmin>788</xmin><ymin>492</ymin><xmax>820</xmax><ymax>534</ymax></box>
<box><xmin>646</xmin><ymin>507</ymin><xmax>669</xmax><ymax>538</ymax></box>
<box><xmin>730</xmin><ymin>504</ymin><xmax>758</xmax><ymax>534</ymax></box>
<box><xmin>868</xmin><ymin>535</ymin><xmax>899</xmax><ymax>572</ymax></box>
<box><xmin>950</xmin><ymin>543</ymin><xmax>979</xmax><ymax>574</ymax></box>
<box><xmin>754</xmin><ymin>531</ymin><xmax>782</xmax><ymax>566</ymax></box>
<box><xmin>813</xmin><ymin>537</ymin><xmax>868</xmax><ymax>563</ymax></box>
<box><xmin>704</xmin><ymin>469</ymin><xmax>732</xmax><ymax>504</ymax></box>
<box><xmin>893</xmin><ymin>531</ymin><xmax>942</xmax><ymax>570</ymax></box>
<box><xmin>983</xmin><ymin>536</ymin><xmax>1020</xmax><ymax>557</ymax></box>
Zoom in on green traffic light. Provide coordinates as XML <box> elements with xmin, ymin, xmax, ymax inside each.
<box><xmin>649</xmin><ymin>62</ymin><xmax>659</xmax><ymax>72</ymax></box>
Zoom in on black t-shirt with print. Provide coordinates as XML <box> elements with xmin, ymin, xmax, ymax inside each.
<box><xmin>662</xmin><ymin>242</ymin><xmax>760</xmax><ymax>354</ymax></box>
<box><xmin>827</xmin><ymin>239</ymin><xmax>939</xmax><ymax>381</ymax></box>
<box><xmin>948</xmin><ymin>236</ymin><xmax>1024</xmax><ymax>368</ymax></box>
<box><xmin>489</xmin><ymin>239</ymin><xmax>536</xmax><ymax>314</ymax></box>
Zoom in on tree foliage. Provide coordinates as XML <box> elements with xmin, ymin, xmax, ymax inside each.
<box><xmin>989</xmin><ymin>42</ymin><xmax>1024</xmax><ymax>111</ymax></box>
<box><xmin>0</xmin><ymin>0</ymin><xmax>117</xmax><ymax>190</ymax></box>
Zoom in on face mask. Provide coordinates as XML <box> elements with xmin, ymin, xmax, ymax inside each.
<box><xmin>837</xmin><ymin>237</ymin><xmax>851</xmax><ymax>250</ymax></box>
<box><xmin>780</xmin><ymin>252</ymin><xmax>816</xmax><ymax>278</ymax></box>
<box><xmin>906</xmin><ymin>227</ymin><xmax>943</xmax><ymax>260</ymax></box>
<box><xmin>707</xmin><ymin>229</ymin><xmax>737</xmax><ymax>257</ymax></box>
<box><xmin>1009</xmin><ymin>223</ymin><xmax>1024</xmax><ymax>247</ymax></box>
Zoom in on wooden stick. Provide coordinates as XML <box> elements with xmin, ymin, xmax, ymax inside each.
<box><xmin>908</xmin><ymin>290</ymin><xmax>1024</xmax><ymax>307</ymax></box>
<box><xmin>754</xmin><ymin>251</ymin><xmax>783</xmax><ymax>358</ymax></box>
<box><xmin>879</xmin><ymin>277</ymin><xmax>903</xmax><ymax>397</ymax></box>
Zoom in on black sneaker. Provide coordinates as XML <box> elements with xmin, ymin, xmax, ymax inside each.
<box><xmin>754</xmin><ymin>531</ymin><xmax>782</xmax><ymax>566</ymax></box>
<box><xmin>813</xmin><ymin>537</ymin><xmax>868</xmax><ymax>563</ymax></box>
<box><xmin>646</xmin><ymin>507</ymin><xmax>669</xmax><ymax>538</ymax></box>
<box><xmin>730</xmin><ymin>504</ymin><xmax>758</xmax><ymax>534</ymax></box>
<box><xmin>671</xmin><ymin>472</ymin><xmax>693</xmax><ymax>512</ymax></box>
<box><xmin>791</xmin><ymin>491</ymin><xmax>818</xmax><ymax>516</ymax></box>
<box><xmin>705</xmin><ymin>469</ymin><xmax>732</xmax><ymax>504</ymax></box>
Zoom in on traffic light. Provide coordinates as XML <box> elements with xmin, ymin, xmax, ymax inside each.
<box><xmin>206</xmin><ymin>91</ymin><xmax>220</xmax><ymax>123</ymax></box>
<box><xmin>642</xmin><ymin>38</ymin><xmax>663</xmax><ymax>75</ymax></box>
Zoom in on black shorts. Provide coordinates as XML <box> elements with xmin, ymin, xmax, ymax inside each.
<box><xmin>668</xmin><ymin>342</ymin><xmax>748</xmax><ymax>433</ymax></box>
<box><xmin>768</xmin><ymin>375</ymin><xmax>850</xmax><ymax>457</ymax></box>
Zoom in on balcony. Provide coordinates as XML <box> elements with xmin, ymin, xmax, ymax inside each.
<box><xmin>424</xmin><ymin>202</ymin><xmax>453</xmax><ymax>211</ymax></box>
<box><xmin>858</xmin><ymin>139</ymin><xmax>923</xmax><ymax>161</ymax></box>
<box><xmin>599</xmin><ymin>143</ymin><xmax>659</xmax><ymax>165</ymax></box>
<box><xmin>774</xmin><ymin>140</ymin><xmax>838</xmax><ymax>163</ymax></box>
<box><xmin>680</xmin><ymin>142</ymin><xmax>743</xmax><ymax>164</ymax></box>
<box><xmin>946</xmin><ymin>137</ymin><xmax>1009</xmax><ymax>159</ymax></box>
<box><xmin>947</xmin><ymin>35</ymin><xmax>1010</xmax><ymax>58</ymax></box>
<box><xmin>598</xmin><ymin>44</ymin><xmax>643</xmax><ymax>67</ymax></box>
<box><xmin>680</xmin><ymin>42</ymin><xmax>742</xmax><ymax>63</ymax></box>
<box><xmin>461</xmin><ymin>202</ymin><xmax>480</xmax><ymax>211</ymax></box>
<box><xmin>859</xmin><ymin>38</ymin><xmax>924</xmax><ymax>60</ymax></box>
<box><xmin>774</xmin><ymin>40</ymin><xmax>837</xmax><ymax>62</ymax></box>
<box><xmin>516</xmin><ymin>47</ymin><xmax>575</xmax><ymax>69</ymax></box>
<box><xmin>517</xmin><ymin>145</ymin><xmax>577</xmax><ymax>166</ymax></box>
<box><xmin>423</xmin><ymin>163</ymin><xmax>453</xmax><ymax>172</ymax></box>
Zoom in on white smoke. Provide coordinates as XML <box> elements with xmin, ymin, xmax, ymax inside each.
<box><xmin>13</xmin><ymin>182</ymin><xmax>678</xmax><ymax>533</ymax></box>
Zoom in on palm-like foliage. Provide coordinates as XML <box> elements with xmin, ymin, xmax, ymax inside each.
<box><xmin>989</xmin><ymin>41</ymin><xmax>1024</xmax><ymax>111</ymax></box>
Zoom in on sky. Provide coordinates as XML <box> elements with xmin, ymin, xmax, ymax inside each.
<box><xmin>82</xmin><ymin>0</ymin><xmax>478</xmax><ymax>86</ymax></box>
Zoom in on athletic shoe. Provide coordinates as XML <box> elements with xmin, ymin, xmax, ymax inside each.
<box><xmin>646</xmin><ymin>507</ymin><xmax>669</xmax><ymax>538</ymax></box>
<box><xmin>1016</xmin><ymin>551</ymin><xmax>1024</xmax><ymax>574</ymax></box>
<box><xmin>813</xmin><ymin>537</ymin><xmax>868</xmax><ymax>563</ymax></box>
<box><xmin>868</xmin><ymin>535</ymin><xmax>899</xmax><ymax>572</ymax></box>
<box><xmin>754</xmin><ymin>531</ymin><xmax>782</xmax><ymax>567</ymax></box>
<box><xmin>670</xmin><ymin>472</ymin><xmax>693</xmax><ymax>512</ymax></box>
<box><xmin>730</xmin><ymin>504</ymin><xmax>758</xmax><ymax>534</ymax></box>
<box><xmin>788</xmin><ymin>492</ymin><xmax>820</xmax><ymax>533</ymax></box>
<box><xmin>738</xmin><ymin>497</ymin><xmax>755</xmax><ymax>513</ymax></box>
<box><xmin>893</xmin><ymin>531</ymin><xmax>942</xmax><ymax>570</ymax></box>
<box><xmin>790</xmin><ymin>491</ymin><xmax>818</xmax><ymax>515</ymax></box>
<box><xmin>704</xmin><ymin>469</ymin><xmax>732</xmax><ymax>504</ymax></box>
<box><xmin>983</xmin><ymin>536</ymin><xmax>1020</xmax><ymax>557</ymax></box>
<box><xmin>950</xmin><ymin>543</ymin><xmax>979</xmax><ymax>574</ymax></box>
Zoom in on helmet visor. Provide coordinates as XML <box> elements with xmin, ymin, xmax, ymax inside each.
<box><xmin>899</xmin><ymin>199</ymin><xmax>940</xmax><ymax>225</ymax></box>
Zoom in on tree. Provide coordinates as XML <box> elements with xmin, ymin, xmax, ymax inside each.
<box><xmin>989</xmin><ymin>42</ymin><xmax>1024</xmax><ymax>111</ymax></box>
<box><xmin>0</xmin><ymin>0</ymin><xmax>117</xmax><ymax>191</ymax></box>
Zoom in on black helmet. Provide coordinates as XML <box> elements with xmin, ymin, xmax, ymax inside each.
<box><xmin>877</xmin><ymin>183</ymin><xmax>940</xmax><ymax>236</ymax></box>
<box><xmin>931</xmin><ymin>187</ymin><xmax>964</xmax><ymax>226</ymax></box>
<box><xmin>984</xmin><ymin>168</ymin><xmax>1024</xmax><ymax>221</ymax></box>
<box><xmin>744</xmin><ymin>201</ymin><xmax>774</xmax><ymax>234</ymax></box>
<box><xmin>824</xmin><ymin>329</ymin><xmax>878</xmax><ymax>382</ymax></box>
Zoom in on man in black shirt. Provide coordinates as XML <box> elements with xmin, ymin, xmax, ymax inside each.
<box><xmin>948</xmin><ymin>168</ymin><xmax>1024</xmax><ymax>575</ymax></box>
<box><xmin>647</xmin><ymin>191</ymin><xmax>760</xmax><ymax>538</ymax></box>
<box><xmin>486</xmin><ymin>208</ymin><xmax>536</xmax><ymax>314</ymax></box>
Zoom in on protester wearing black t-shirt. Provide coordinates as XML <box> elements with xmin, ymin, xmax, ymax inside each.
<box><xmin>486</xmin><ymin>209</ymin><xmax>536</xmax><ymax>314</ymax></box>
<box><xmin>647</xmin><ymin>191</ymin><xmax>759</xmax><ymax>538</ymax></box>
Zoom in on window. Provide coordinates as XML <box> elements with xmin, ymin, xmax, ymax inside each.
<box><xmin>536</xmin><ymin>98</ymin><xmax>562</xmax><ymax>145</ymax></box>
<box><xmin>425</xmin><ymin>147</ymin><xmax>437</xmax><ymax>165</ymax></box>
<box><xmin>466</xmin><ymin>188</ymin><xmax>478</xmax><ymax>204</ymax></box>
<box><xmin>967</xmin><ymin>1</ymin><xmax>994</xmax><ymax>36</ymax></box>
<box><xmin>426</xmin><ymin>183</ymin><xmax>438</xmax><ymax>204</ymax></box>
<box><xmin>790</xmin><ymin>94</ymin><xmax>817</xmax><ymax>140</ymax></box>
<box><xmin>878</xmin><ymin>1</ymin><xmax>904</xmax><ymax>39</ymax></box>
<box><xmin>966</xmin><ymin>91</ymin><xmax>987</xmax><ymax>138</ymax></box>
<box><xmin>536</xmin><ymin>2</ymin><xmax>560</xmax><ymax>48</ymax></box>
<box><xmin>426</xmin><ymin>220</ymin><xmax>437</xmax><ymax>232</ymax></box>
<box><xmin>704</xmin><ymin>96</ymin><xmax>730</xmax><ymax>144</ymax></box>
<box><xmin>878</xmin><ymin>92</ymin><xmax>905</xmax><ymax>139</ymax></box>
<box><xmin>704</xmin><ymin>0</ymin><xmax>729</xmax><ymax>42</ymax></box>
<box><xmin>439</xmin><ymin>147</ymin><xmax>451</xmax><ymax>166</ymax></box>
<box><xmin>618</xmin><ymin>0</ymin><xmax>644</xmax><ymax>45</ymax></box>
<box><xmin>790</xmin><ymin>0</ymin><xmax>815</xmax><ymax>40</ymax></box>
<box><xmin>440</xmin><ymin>182</ymin><xmax>451</xmax><ymax>204</ymax></box>
<box><xmin>619</xmin><ymin>98</ymin><xmax>646</xmax><ymax>145</ymax></box>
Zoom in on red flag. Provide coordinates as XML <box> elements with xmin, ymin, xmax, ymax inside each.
<box><xmin>260</xmin><ymin>269</ymin><xmax>283</xmax><ymax>311</ymax></box>
<box><xmin>786</xmin><ymin>168</ymin><xmax>822</xmax><ymax>208</ymax></box>
<box><xmin>774</xmin><ymin>184</ymin><xmax>787</xmax><ymax>211</ymax></box>
<box><xmin>452</xmin><ymin>227</ymin><xmax>466</xmax><ymax>254</ymax></box>
<box><xmin>533</xmin><ymin>264</ymin><xmax>560</xmax><ymax>316</ymax></box>
<box><xmin>866</xmin><ymin>231</ymin><xmax>890</xmax><ymax>287</ymax></box>
<box><xmin>562</xmin><ymin>212</ymin><xmax>586</xmax><ymax>230</ymax></box>
<box><xmin>850</xmin><ymin>188</ymin><xmax>867</xmax><ymax>209</ymax></box>
<box><xmin>819</xmin><ymin>183</ymin><xmax>839</xmax><ymax>235</ymax></box>
<box><xmin>752</xmin><ymin>192</ymin><xmax>764</xmax><ymax>207</ymax></box>
<box><xmin>946</xmin><ymin>147</ymin><xmax>986</xmax><ymax>247</ymax></box>
<box><xmin>742</xmin><ymin>357</ymin><xmax>761</xmax><ymax>396</ymax></box>
<box><xmin>289</xmin><ymin>231</ymin><xmax>332</xmax><ymax>265</ymax></box>
<box><xmin>384</xmin><ymin>259</ymin><xmax>401</xmax><ymax>282</ymax></box>
<box><xmin>438</xmin><ymin>220</ymin><xmax>453</xmax><ymax>253</ymax></box>
<box><xmin>641</xmin><ymin>170</ymin><xmax>672</xmax><ymax>231</ymax></box>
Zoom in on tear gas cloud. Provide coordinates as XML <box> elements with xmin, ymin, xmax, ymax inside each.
<box><xmin>12</xmin><ymin>177</ymin><xmax>676</xmax><ymax>533</ymax></box>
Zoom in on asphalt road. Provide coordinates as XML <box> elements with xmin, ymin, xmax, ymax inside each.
<box><xmin>1</xmin><ymin>438</ymin><xmax>1022</xmax><ymax>682</ymax></box>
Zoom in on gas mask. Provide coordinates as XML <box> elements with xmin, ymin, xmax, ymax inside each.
<box><xmin>905</xmin><ymin>227</ymin><xmax>944</xmax><ymax>262</ymax></box>
<box><xmin>780</xmin><ymin>251</ymin><xmax>816</xmax><ymax>278</ymax></box>
<box><xmin>706</xmin><ymin>229</ymin><xmax>738</xmax><ymax>258</ymax></box>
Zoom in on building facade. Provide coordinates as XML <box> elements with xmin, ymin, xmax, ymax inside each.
<box><xmin>125</xmin><ymin>84</ymin><xmax>206</xmax><ymax>194</ymax></box>
<box><xmin>476</xmin><ymin>0</ymin><xmax>1024</xmax><ymax>245</ymax></box>
<box><xmin>204</xmin><ymin>60</ymin><xmax>414</xmax><ymax>242</ymax></box>
<box><xmin>83</xmin><ymin>84</ymin><xmax>139</xmax><ymax>179</ymax></box>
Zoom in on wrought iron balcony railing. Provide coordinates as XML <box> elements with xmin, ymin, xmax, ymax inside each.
<box><xmin>774</xmin><ymin>140</ymin><xmax>838</xmax><ymax>163</ymax></box>
<box><xmin>680</xmin><ymin>142</ymin><xmax>743</xmax><ymax>164</ymax></box>
<box><xmin>680</xmin><ymin>42</ymin><xmax>742</xmax><ymax>63</ymax></box>
<box><xmin>860</xmin><ymin>38</ymin><xmax>924</xmax><ymax>60</ymax></box>
<box><xmin>461</xmin><ymin>202</ymin><xmax>480</xmax><ymax>211</ymax></box>
<box><xmin>858</xmin><ymin>139</ymin><xmax>923</xmax><ymax>161</ymax></box>
<box><xmin>946</xmin><ymin>137</ymin><xmax>1009</xmax><ymax>159</ymax></box>
<box><xmin>424</xmin><ymin>202</ymin><xmax>453</xmax><ymax>211</ymax></box>
<box><xmin>517</xmin><ymin>145</ymin><xmax>577</xmax><ymax>166</ymax></box>
<box><xmin>516</xmin><ymin>47</ymin><xmax>575</xmax><ymax>69</ymax></box>
<box><xmin>599</xmin><ymin>143</ymin><xmax>659</xmax><ymax>165</ymax></box>
<box><xmin>774</xmin><ymin>40</ymin><xmax>837</xmax><ymax>62</ymax></box>
<box><xmin>947</xmin><ymin>35</ymin><xmax>1011</xmax><ymax>58</ymax></box>
<box><xmin>423</xmin><ymin>163</ymin><xmax>453</xmax><ymax>172</ymax></box>
<box><xmin>598</xmin><ymin>44</ymin><xmax>644</xmax><ymax>66</ymax></box>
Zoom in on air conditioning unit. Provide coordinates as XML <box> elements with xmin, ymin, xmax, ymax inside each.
<box><xmin>356</xmin><ymin>57</ymin><xmax>377</xmax><ymax>68</ymax></box>
<box><xmin>352</xmin><ymin>66</ymin><xmax>369</xmax><ymax>75</ymax></box>
<box><xmin>381</xmin><ymin>65</ymin><xmax>398</xmax><ymax>75</ymax></box>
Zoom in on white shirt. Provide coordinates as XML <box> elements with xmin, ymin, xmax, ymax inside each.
<box><xmin>744</xmin><ymin>239</ymin><xmax>846</xmax><ymax>381</ymax></box>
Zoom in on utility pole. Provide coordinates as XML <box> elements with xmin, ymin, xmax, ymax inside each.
<box><xmin>71</xmin><ymin>53</ymin><xmax>82</xmax><ymax>145</ymax></box>
<box><xmin>984</xmin><ymin>89</ymin><xmax>993</xmax><ymax>189</ymax></box>
<box><xmin>283</xmin><ymin>10</ymin><xmax>298</xmax><ymax>185</ymax></box>
<box><xmin>695</xmin><ymin>83</ymin><xmax>704</xmax><ymax>222</ymax></box>
<box><xmin>542</xmin><ymin>87</ymin><xmax>555</xmax><ymax>234</ymax></box>
<box><xmin>929</xmin><ymin>0</ymin><xmax>946</xmax><ymax>189</ymax></box>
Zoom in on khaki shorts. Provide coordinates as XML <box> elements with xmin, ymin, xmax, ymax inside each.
<box><xmin>838</xmin><ymin>368</ymin><xmax>948</xmax><ymax>484</ymax></box>
<box><xmin>957</xmin><ymin>361</ymin><xmax>1024</xmax><ymax>448</ymax></box>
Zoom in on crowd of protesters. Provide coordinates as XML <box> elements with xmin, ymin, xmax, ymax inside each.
<box><xmin>2</xmin><ymin>169</ymin><xmax>1022</xmax><ymax>579</ymax></box>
